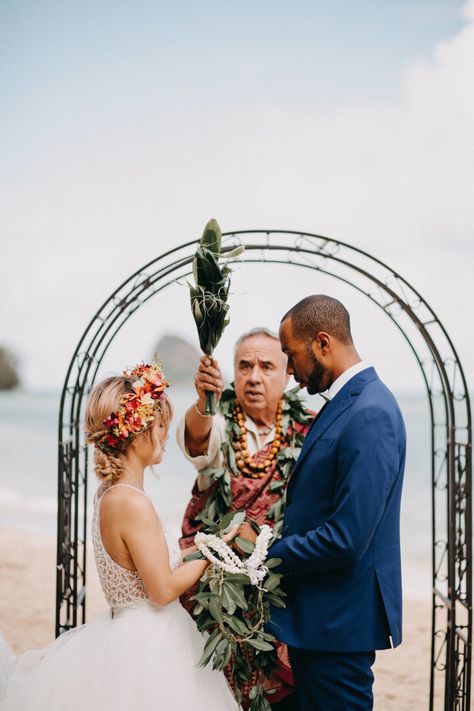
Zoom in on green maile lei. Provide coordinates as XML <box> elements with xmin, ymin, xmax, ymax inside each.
<box><xmin>195</xmin><ymin>383</ymin><xmax>313</xmax><ymax>538</ymax></box>
<box><xmin>187</xmin><ymin>387</ymin><xmax>312</xmax><ymax>709</ymax></box>
<box><xmin>189</xmin><ymin>514</ymin><xmax>286</xmax><ymax>711</ymax></box>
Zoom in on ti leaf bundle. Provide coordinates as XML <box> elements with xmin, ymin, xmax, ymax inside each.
<box><xmin>187</xmin><ymin>513</ymin><xmax>286</xmax><ymax>711</ymax></box>
<box><xmin>190</xmin><ymin>219</ymin><xmax>244</xmax><ymax>414</ymax></box>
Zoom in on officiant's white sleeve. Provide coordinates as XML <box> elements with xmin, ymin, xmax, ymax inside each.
<box><xmin>175</xmin><ymin>413</ymin><xmax>226</xmax><ymax>471</ymax></box>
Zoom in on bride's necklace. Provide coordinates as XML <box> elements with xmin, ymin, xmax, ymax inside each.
<box><xmin>233</xmin><ymin>399</ymin><xmax>284</xmax><ymax>479</ymax></box>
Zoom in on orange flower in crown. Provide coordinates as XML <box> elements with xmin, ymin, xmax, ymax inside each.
<box><xmin>98</xmin><ymin>362</ymin><xmax>169</xmax><ymax>453</ymax></box>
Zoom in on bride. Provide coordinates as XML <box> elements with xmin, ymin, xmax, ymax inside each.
<box><xmin>0</xmin><ymin>362</ymin><xmax>239</xmax><ymax>710</ymax></box>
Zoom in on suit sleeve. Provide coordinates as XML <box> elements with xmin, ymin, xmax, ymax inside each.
<box><xmin>268</xmin><ymin>406</ymin><xmax>400</xmax><ymax>577</ymax></box>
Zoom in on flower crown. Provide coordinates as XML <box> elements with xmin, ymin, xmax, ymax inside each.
<box><xmin>97</xmin><ymin>362</ymin><xmax>169</xmax><ymax>453</ymax></box>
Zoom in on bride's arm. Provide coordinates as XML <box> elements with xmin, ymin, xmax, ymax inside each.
<box><xmin>119</xmin><ymin>496</ymin><xmax>209</xmax><ymax>606</ymax></box>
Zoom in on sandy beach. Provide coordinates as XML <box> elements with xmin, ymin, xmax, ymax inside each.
<box><xmin>0</xmin><ymin>526</ymin><xmax>436</xmax><ymax>709</ymax></box>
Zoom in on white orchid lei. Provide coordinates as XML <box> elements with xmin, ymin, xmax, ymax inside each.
<box><xmin>185</xmin><ymin>513</ymin><xmax>286</xmax><ymax>711</ymax></box>
<box><xmin>195</xmin><ymin>523</ymin><xmax>273</xmax><ymax>585</ymax></box>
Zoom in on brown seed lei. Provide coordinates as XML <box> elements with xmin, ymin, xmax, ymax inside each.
<box><xmin>232</xmin><ymin>399</ymin><xmax>284</xmax><ymax>478</ymax></box>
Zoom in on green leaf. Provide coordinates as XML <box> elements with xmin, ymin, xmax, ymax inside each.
<box><xmin>247</xmin><ymin>638</ymin><xmax>275</xmax><ymax>652</ymax></box>
<box><xmin>269</xmin><ymin>479</ymin><xmax>285</xmax><ymax>493</ymax></box>
<box><xmin>264</xmin><ymin>574</ymin><xmax>283</xmax><ymax>592</ymax></box>
<box><xmin>207</xmin><ymin>498</ymin><xmax>217</xmax><ymax>521</ymax></box>
<box><xmin>209</xmin><ymin>595</ymin><xmax>224</xmax><ymax>624</ymax></box>
<box><xmin>227</xmin><ymin>583</ymin><xmax>248</xmax><ymax>610</ymax></box>
<box><xmin>191</xmin><ymin>295</ymin><xmax>204</xmax><ymax>324</ymax></box>
<box><xmin>212</xmin><ymin>638</ymin><xmax>229</xmax><ymax>670</ymax></box>
<box><xmin>198</xmin><ymin>465</ymin><xmax>222</xmax><ymax>480</ymax></box>
<box><xmin>197</xmin><ymin>628</ymin><xmax>222</xmax><ymax>667</ymax></box>
<box><xmin>217</xmin><ymin>509</ymin><xmax>242</xmax><ymax>533</ymax></box>
<box><xmin>265</xmin><ymin>557</ymin><xmax>282</xmax><ymax>569</ymax></box>
<box><xmin>220</xmin><ymin>245</ymin><xmax>245</xmax><ymax>259</ymax></box>
<box><xmin>194</xmin><ymin>247</ymin><xmax>223</xmax><ymax>287</ymax></box>
<box><xmin>183</xmin><ymin>550</ymin><xmax>204</xmax><ymax>562</ymax></box>
<box><xmin>208</xmin><ymin>576</ymin><xmax>220</xmax><ymax>594</ymax></box>
<box><xmin>191</xmin><ymin>591</ymin><xmax>213</xmax><ymax>603</ymax></box>
<box><xmin>264</xmin><ymin>593</ymin><xmax>286</xmax><ymax>609</ymax></box>
<box><xmin>224</xmin><ymin>572</ymin><xmax>250</xmax><ymax>584</ymax></box>
<box><xmin>224</xmin><ymin>614</ymin><xmax>251</xmax><ymax>636</ymax></box>
<box><xmin>221</xmin><ymin>640</ymin><xmax>233</xmax><ymax>668</ymax></box>
<box><xmin>226</xmin><ymin>441</ymin><xmax>238</xmax><ymax>472</ymax></box>
<box><xmin>200</xmin><ymin>218</ymin><xmax>222</xmax><ymax>255</ymax></box>
<box><xmin>221</xmin><ymin>586</ymin><xmax>236</xmax><ymax>615</ymax></box>
<box><xmin>249</xmin><ymin>684</ymin><xmax>259</xmax><ymax>700</ymax></box>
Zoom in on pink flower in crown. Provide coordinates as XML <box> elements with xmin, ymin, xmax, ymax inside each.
<box><xmin>140</xmin><ymin>391</ymin><xmax>154</xmax><ymax>406</ymax></box>
<box><xmin>123</xmin><ymin>395</ymin><xmax>140</xmax><ymax>412</ymax></box>
<box><xmin>99</xmin><ymin>361</ymin><xmax>169</xmax><ymax>452</ymax></box>
<box><xmin>106</xmin><ymin>434</ymin><xmax>120</xmax><ymax>448</ymax></box>
<box><xmin>127</xmin><ymin>362</ymin><xmax>167</xmax><ymax>399</ymax></box>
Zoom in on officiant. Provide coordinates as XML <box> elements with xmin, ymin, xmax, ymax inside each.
<box><xmin>177</xmin><ymin>327</ymin><xmax>313</xmax><ymax>711</ymax></box>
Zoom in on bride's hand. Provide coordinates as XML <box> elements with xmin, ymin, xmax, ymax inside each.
<box><xmin>221</xmin><ymin>524</ymin><xmax>239</xmax><ymax>543</ymax></box>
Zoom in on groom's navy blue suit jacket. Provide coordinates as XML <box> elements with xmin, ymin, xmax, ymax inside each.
<box><xmin>267</xmin><ymin>367</ymin><xmax>406</xmax><ymax>653</ymax></box>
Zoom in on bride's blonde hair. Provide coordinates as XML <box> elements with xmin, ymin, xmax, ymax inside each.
<box><xmin>84</xmin><ymin>376</ymin><xmax>172</xmax><ymax>486</ymax></box>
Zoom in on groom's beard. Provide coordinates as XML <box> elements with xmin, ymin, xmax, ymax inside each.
<box><xmin>306</xmin><ymin>350</ymin><xmax>328</xmax><ymax>395</ymax></box>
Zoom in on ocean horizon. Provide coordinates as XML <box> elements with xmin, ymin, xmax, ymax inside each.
<box><xmin>0</xmin><ymin>386</ymin><xmax>437</xmax><ymax>600</ymax></box>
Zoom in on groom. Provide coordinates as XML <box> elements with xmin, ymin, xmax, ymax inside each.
<box><xmin>265</xmin><ymin>295</ymin><xmax>406</xmax><ymax>710</ymax></box>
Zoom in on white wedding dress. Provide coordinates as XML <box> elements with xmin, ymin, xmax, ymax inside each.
<box><xmin>0</xmin><ymin>485</ymin><xmax>238</xmax><ymax>710</ymax></box>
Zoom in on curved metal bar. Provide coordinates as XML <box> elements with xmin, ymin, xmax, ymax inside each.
<box><xmin>56</xmin><ymin>231</ymin><xmax>471</xmax><ymax>710</ymax></box>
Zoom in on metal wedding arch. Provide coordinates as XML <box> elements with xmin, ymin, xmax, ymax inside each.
<box><xmin>56</xmin><ymin>230</ymin><xmax>471</xmax><ymax>710</ymax></box>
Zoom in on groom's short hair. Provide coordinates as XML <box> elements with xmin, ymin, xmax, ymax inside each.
<box><xmin>282</xmin><ymin>295</ymin><xmax>353</xmax><ymax>345</ymax></box>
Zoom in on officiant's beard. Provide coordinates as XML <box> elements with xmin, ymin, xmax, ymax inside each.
<box><xmin>306</xmin><ymin>350</ymin><xmax>327</xmax><ymax>395</ymax></box>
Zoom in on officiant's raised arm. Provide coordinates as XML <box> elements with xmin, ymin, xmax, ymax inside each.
<box><xmin>184</xmin><ymin>355</ymin><xmax>224</xmax><ymax>457</ymax></box>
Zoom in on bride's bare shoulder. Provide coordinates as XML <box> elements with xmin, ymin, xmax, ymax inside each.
<box><xmin>101</xmin><ymin>487</ymin><xmax>156</xmax><ymax>519</ymax></box>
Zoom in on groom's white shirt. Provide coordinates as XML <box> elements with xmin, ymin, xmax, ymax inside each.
<box><xmin>325</xmin><ymin>360</ymin><xmax>371</xmax><ymax>400</ymax></box>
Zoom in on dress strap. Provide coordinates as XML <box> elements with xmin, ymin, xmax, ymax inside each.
<box><xmin>109</xmin><ymin>483</ymin><xmax>147</xmax><ymax>496</ymax></box>
<box><xmin>97</xmin><ymin>483</ymin><xmax>148</xmax><ymax>504</ymax></box>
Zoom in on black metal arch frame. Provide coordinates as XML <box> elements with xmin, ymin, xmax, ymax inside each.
<box><xmin>56</xmin><ymin>231</ymin><xmax>471</xmax><ymax>710</ymax></box>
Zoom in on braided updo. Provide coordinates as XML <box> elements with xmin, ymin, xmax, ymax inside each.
<box><xmin>84</xmin><ymin>376</ymin><xmax>134</xmax><ymax>486</ymax></box>
<box><xmin>85</xmin><ymin>373</ymin><xmax>173</xmax><ymax>487</ymax></box>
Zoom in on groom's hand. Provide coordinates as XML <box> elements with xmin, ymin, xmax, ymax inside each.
<box><xmin>195</xmin><ymin>355</ymin><xmax>224</xmax><ymax>412</ymax></box>
<box><xmin>234</xmin><ymin>523</ymin><xmax>258</xmax><ymax>553</ymax></box>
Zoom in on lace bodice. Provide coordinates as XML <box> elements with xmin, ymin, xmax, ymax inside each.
<box><xmin>92</xmin><ymin>484</ymin><xmax>181</xmax><ymax>611</ymax></box>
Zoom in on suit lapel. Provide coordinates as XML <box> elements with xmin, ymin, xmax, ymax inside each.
<box><xmin>289</xmin><ymin>367</ymin><xmax>379</xmax><ymax>484</ymax></box>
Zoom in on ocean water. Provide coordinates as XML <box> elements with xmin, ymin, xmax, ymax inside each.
<box><xmin>0</xmin><ymin>387</ymin><xmax>432</xmax><ymax>598</ymax></box>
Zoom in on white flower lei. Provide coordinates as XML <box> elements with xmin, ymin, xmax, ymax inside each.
<box><xmin>195</xmin><ymin>524</ymin><xmax>273</xmax><ymax>586</ymax></box>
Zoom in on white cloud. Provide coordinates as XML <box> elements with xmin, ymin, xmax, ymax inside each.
<box><xmin>1</xmin><ymin>1</ymin><xmax>473</xmax><ymax>392</ymax></box>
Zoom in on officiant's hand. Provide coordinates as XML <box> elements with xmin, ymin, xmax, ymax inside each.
<box><xmin>185</xmin><ymin>356</ymin><xmax>224</xmax><ymax>462</ymax></box>
<box><xmin>195</xmin><ymin>355</ymin><xmax>224</xmax><ymax>411</ymax></box>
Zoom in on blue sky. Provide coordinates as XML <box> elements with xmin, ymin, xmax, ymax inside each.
<box><xmin>1</xmin><ymin>0</ymin><xmax>473</xmax><ymax>391</ymax></box>
<box><xmin>1</xmin><ymin>1</ymin><xmax>466</xmax><ymax>116</ymax></box>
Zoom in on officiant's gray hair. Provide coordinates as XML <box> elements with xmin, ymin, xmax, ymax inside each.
<box><xmin>233</xmin><ymin>327</ymin><xmax>280</xmax><ymax>361</ymax></box>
